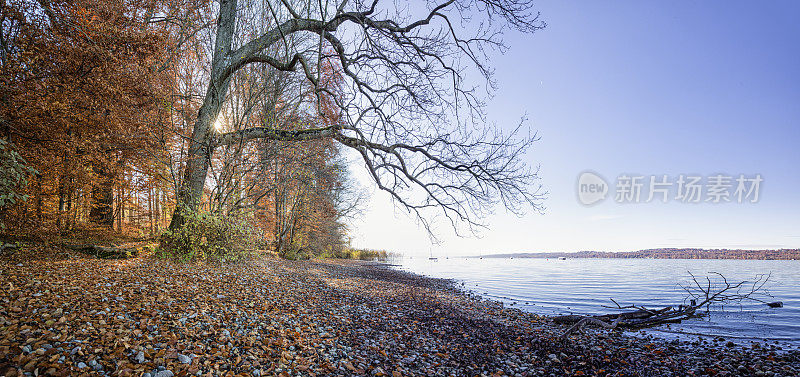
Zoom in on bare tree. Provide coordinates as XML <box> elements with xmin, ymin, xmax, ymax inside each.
<box><xmin>169</xmin><ymin>0</ymin><xmax>547</xmax><ymax>234</ymax></box>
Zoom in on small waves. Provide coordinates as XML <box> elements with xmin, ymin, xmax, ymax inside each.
<box><xmin>397</xmin><ymin>257</ymin><xmax>800</xmax><ymax>347</ymax></box>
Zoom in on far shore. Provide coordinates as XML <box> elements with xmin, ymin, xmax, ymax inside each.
<box><xmin>474</xmin><ymin>248</ymin><xmax>800</xmax><ymax>260</ymax></box>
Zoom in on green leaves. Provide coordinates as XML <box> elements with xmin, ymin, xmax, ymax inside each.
<box><xmin>0</xmin><ymin>138</ymin><xmax>37</xmax><ymax>213</ymax></box>
<box><xmin>158</xmin><ymin>205</ymin><xmax>258</xmax><ymax>262</ymax></box>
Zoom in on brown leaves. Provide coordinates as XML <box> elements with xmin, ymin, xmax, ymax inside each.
<box><xmin>2</xmin><ymin>252</ymin><xmax>629</xmax><ymax>376</ymax></box>
<box><xmin>0</xmin><ymin>250</ymin><xmax>360</xmax><ymax>376</ymax></box>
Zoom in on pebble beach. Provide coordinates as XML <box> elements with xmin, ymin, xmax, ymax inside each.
<box><xmin>1</xmin><ymin>248</ymin><xmax>799</xmax><ymax>376</ymax></box>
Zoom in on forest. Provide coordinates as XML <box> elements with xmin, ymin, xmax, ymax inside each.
<box><xmin>0</xmin><ymin>0</ymin><xmax>364</xmax><ymax>260</ymax></box>
<box><xmin>0</xmin><ymin>0</ymin><xmax>543</xmax><ymax>260</ymax></box>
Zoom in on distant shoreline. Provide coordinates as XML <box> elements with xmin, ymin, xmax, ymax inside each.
<box><xmin>475</xmin><ymin>248</ymin><xmax>800</xmax><ymax>260</ymax></box>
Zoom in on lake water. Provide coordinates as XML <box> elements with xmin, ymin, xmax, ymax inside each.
<box><xmin>394</xmin><ymin>257</ymin><xmax>800</xmax><ymax>348</ymax></box>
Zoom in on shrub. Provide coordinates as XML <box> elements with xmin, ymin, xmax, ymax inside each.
<box><xmin>158</xmin><ymin>206</ymin><xmax>258</xmax><ymax>262</ymax></box>
<box><xmin>281</xmin><ymin>246</ymin><xmax>310</xmax><ymax>261</ymax></box>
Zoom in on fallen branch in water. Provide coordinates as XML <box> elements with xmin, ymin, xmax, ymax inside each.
<box><xmin>558</xmin><ymin>272</ymin><xmax>775</xmax><ymax>339</ymax></box>
<box><xmin>680</xmin><ymin>271</ymin><xmax>772</xmax><ymax>310</ymax></box>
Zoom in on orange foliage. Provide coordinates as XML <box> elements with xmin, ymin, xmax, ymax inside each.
<box><xmin>1</xmin><ymin>0</ymin><xmax>175</xmax><ymax>235</ymax></box>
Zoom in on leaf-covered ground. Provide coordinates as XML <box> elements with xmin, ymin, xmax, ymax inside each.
<box><xmin>1</xmin><ymin>246</ymin><xmax>799</xmax><ymax>376</ymax></box>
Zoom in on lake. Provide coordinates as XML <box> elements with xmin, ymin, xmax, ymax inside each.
<box><xmin>394</xmin><ymin>257</ymin><xmax>800</xmax><ymax>348</ymax></box>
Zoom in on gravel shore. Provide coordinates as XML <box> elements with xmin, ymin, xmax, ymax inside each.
<box><xmin>1</xmin><ymin>249</ymin><xmax>799</xmax><ymax>376</ymax></box>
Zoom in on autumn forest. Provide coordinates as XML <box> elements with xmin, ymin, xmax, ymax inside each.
<box><xmin>1</xmin><ymin>0</ymin><xmax>370</xmax><ymax>259</ymax></box>
<box><xmin>1</xmin><ymin>0</ymin><xmax>544</xmax><ymax>262</ymax></box>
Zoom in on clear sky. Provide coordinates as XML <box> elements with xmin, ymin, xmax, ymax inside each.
<box><xmin>347</xmin><ymin>1</ymin><xmax>800</xmax><ymax>258</ymax></box>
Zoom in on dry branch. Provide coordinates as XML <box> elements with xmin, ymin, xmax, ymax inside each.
<box><xmin>558</xmin><ymin>272</ymin><xmax>775</xmax><ymax>339</ymax></box>
<box><xmin>63</xmin><ymin>244</ymin><xmax>142</xmax><ymax>259</ymax></box>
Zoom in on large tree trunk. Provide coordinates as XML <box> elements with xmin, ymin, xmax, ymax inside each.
<box><xmin>167</xmin><ymin>0</ymin><xmax>237</xmax><ymax>231</ymax></box>
<box><xmin>167</xmin><ymin>101</ymin><xmax>224</xmax><ymax>230</ymax></box>
<box><xmin>89</xmin><ymin>164</ymin><xmax>114</xmax><ymax>228</ymax></box>
<box><xmin>89</xmin><ymin>185</ymin><xmax>113</xmax><ymax>227</ymax></box>
<box><xmin>116</xmin><ymin>185</ymin><xmax>123</xmax><ymax>231</ymax></box>
<box><xmin>35</xmin><ymin>175</ymin><xmax>43</xmax><ymax>226</ymax></box>
<box><xmin>57</xmin><ymin>174</ymin><xmax>68</xmax><ymax>230</ymax></box>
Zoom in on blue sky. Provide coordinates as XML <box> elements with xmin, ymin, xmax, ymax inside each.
<box><xmin>348</xmin><ymin>1</ymin><xmax>800</xmax><ymax>257</ymax></box>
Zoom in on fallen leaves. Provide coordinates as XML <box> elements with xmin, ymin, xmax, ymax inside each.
<box><xmin>2</xmin><ymin>251</ymin><xmax>795</xmax><ymax>377</ymax></box>
<box><xmin>0</xmin><ymin>253</ymin><xmax>350</xmax><ymax>376</ymax></box>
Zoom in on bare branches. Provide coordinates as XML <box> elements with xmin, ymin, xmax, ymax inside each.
<box><xmin>170</xmin><ymin>0</ymin><xmax>548</xmax><ymax>232</ymax></box>
<box><xmin>558</xmin><ymin>272</ymin><xmax>776</xmax><ymax>340</ymax></box>
<box><xmin>334</xmin><ymin>121</ymin><xmax>544</xmax><ymax>234</ymax></box>
<box><xmin>216</xmin><ymin>124</ymin><xmax>340</xmax><ymax>146</ymax></box>
<box><xmin>679</xmin><ymin>271</ymin><xmax>773</xmax><ymax>310</ymax></box>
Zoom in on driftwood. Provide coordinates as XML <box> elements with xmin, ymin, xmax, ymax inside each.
<box><xmin>63</xmin><ymin>244</ymin><xmax>141</xmax><ymax>259</ymax></box>
<box><xmin>0</xmin><ymin>242</ymin><xmax>19</xmax><ymax>255</ymax></box>
<box><xmin>556</xmin><ymin>307</ymin><xmax>683</xmax><ymax>338</ymax></box>
<box><xmin>558</xmin><ymin>272</ymin><xmax>775</xmax><ymax>339</ymax></box>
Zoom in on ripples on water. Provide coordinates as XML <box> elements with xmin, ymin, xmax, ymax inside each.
<box><xmin>395</xmin><ymin>257</ymin><xmax>800</xmax><ymax>347</ymax></box>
